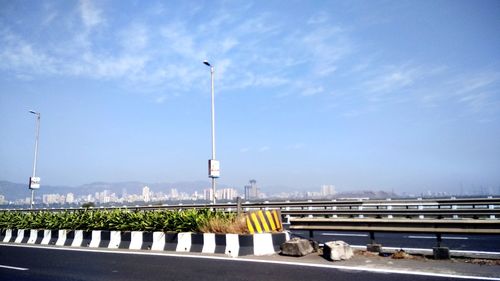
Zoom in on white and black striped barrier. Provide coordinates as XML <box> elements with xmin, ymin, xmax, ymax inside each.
<box><xmin>0</xmin><ymin>229</ymin><xmax>290</xmax><ymax>257</ymax></box>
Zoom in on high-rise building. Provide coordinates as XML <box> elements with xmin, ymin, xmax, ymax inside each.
<box><xmin>170</xmin><ymin>188</ymin><xmax>179</xmax><ymax>199</ymax></box>
<box><xmin>217</xmin><ymin>188</ymin><xmax>238</xmax><ymax>200</ymax></box>
<box><xmin>244</xmin><ymin>179</ymin><xmax>259</xmax><ymax>200</ymax></box>
<box><xmin>321</xmin><ymin>185</ymin><xmax>336</xmax><ymax>197</ymax></box>
<box><xmin>142</xmin><ymin>186</ymin><xmax>151</xmax><ymax>202</ymax></box>
<box><xmin>66</xmin><ymin>193</ymin><xmax>75</xmax><ymax>204</ymax></box>
<box><xmin>204</xmin><ymin>188</ymin><xmax>214</xmax><ymax>201</ymax></box>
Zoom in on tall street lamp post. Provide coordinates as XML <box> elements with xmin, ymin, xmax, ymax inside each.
<box><xmin>29</xmin><ymin>110</ymin><xmax>41</xmax><ymax>209</ymax></box>
<box><xmin>203</xmin><ymin>60</ymin><xmax>219</xmax><ymax>204</ymax></box>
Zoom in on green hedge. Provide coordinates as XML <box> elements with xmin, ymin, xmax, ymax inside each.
<box><xmin>0</xmin><ymin>209</ymin><xmax>235</xmax><ymax>232</ymax></box>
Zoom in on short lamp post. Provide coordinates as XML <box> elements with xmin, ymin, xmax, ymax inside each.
<box><xmin>29</xmin><ymin>110</ymin><xmax>41</xmax><ymax>209</ymax></box>
<box><xmin>203</xmin><ymin>60</ymin><xmax>219</xmax><ymax>205</ymax></box>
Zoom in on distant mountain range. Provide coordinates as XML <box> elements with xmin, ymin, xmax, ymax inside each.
<box><xmin>0</xmin><ymin>180</ymin><xmax>214</xmax><ymax>201</ymax></box>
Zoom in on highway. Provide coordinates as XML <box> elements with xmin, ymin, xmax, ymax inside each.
<box><xmin>290</xmin><ymin>230</ymin><xmax>500</xmax><ymax>253</ymax></box>
<box><xmin>0</xmin><ymin>244</ymin><xmax>495</xmax><ymax>281</ymax></box>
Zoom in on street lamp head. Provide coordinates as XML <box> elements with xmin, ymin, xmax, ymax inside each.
<box><xmin>203</xmin><ymin>60</ymin><xmax>211</xmax><ymax>67</ymax></box>
<box><xmin>29</xmin><ymin>110</ymin><xmax>38</xmax><ymax>115</ymax></box>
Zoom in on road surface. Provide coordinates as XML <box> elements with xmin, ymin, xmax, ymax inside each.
<box><xmin>0</xmin><ymin>244</ymin><xmax>494</xmax><ymax>281</ymax></box>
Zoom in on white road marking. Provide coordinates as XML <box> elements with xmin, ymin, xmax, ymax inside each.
<box><xmin>321</xmin><ymin>233</ymin><xmax>368</xmax><ymax>237</ymax></box>
<box><xmin>408</xmin><ymin>236</ymin><xmax>438</xmax><ymax>239</ymax></box>
<box><xmin>1</xmin><ymin>243</ymin><xmax>500</xmax><ymax>280</ymax></box>
<box><xmin>0</xmin><ymin>264</ymin><xmax>29</xmax><ymax>271</ymax></box>
<box><xmin>407</xmin><ymin>235</ymin><xmax>468</xmax><ymax>240</ymax></box>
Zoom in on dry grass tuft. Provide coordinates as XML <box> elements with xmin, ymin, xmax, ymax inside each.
<box><xmin>391</xmin><ymin>249</ymin><xmax>412</xmax><ymax>259</ymax></box>
<box><xmin>199</xmin><ymin>215</ymin><xmax>250</xmax><ymax>234</ymax></box>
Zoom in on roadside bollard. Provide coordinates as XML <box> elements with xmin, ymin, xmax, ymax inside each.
<box><xmin>433</xmin><ymin>233</ymin><xmax>450</xmax><ymax>259</ymax></box>
<box><xmin>366</xmin><ymin>231</ymin><xmax>382</xmax><ymax>253</ymax></box>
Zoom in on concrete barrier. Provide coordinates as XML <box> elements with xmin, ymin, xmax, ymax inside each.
<box><xmin>0</xmin><ymin>228</ymin><xmax>289</xmax><ymax>257</ymax></box>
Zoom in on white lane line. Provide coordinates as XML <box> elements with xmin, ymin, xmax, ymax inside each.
<box><xmin>442</xmin><ymin>237</ymin><xmax>468</xmax><ymax>240</ymax></box>
<box><xmin>321</xmin><ymin>233</ymin><xmax>368</xmax><ymax>237</ymax></box>
<box><xmin>407</xmin><ymin>236</ymin><xmax>468</xmax><ymax>240</ymax></box>
<box><xmin>0</xmin><ymin>264</ymin><xmax>29</xmax><ymax>271</ymax></box>
<box><xmin>407</xmin><ymin>236</ymin><xmax>437</xmax><ymax>239</ymax></box>
<box><xmin>1</xmin><ymin>244</ymin><xmax>499</xmax><ymax>280</ymax></box>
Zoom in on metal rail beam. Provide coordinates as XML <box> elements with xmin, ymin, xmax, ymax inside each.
<box><xmin>289</xmin><ymin>218</ymin><xmax>500</xmax><ymax>234</ymax></box>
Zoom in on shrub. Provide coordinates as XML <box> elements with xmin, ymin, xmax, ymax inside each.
<box><xmin>0</xmin><ymin>209</ymin><xmax>246</xmax><ymax>233</ymax></box>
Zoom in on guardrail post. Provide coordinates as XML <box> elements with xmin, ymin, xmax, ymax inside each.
<box><xmin>418</xmin><ymin>205</ymin><xmax>424</xmax><ymax>219</ymax></box>
<box><xmin>452</xmin><ymin>205</ymin><xmax>458</xmax><ymax>219</ymax></box>
<box><xmin>387</xmin><ymin>205</ymin><xmax>393</xmax><ymax>219</ymax></box>
<box><xmin>358</xmin><ymin>206</ymin><xmax>364</xmax><ymax>218</ymax></box>
<box><xmin>433</xmin><ymin>233</ymin><xmax>450</xmax><ymax>259</ymax></box>
<box><xmin>237</xmin><ymin>197</ymin><xmax>242</xmax><ymax>216</ymax></box>
<box><xmin>332</xmin><ymin>206</ymin><xmax>337</xmax><ymax>218</ymax></box>
<box><xmin>308</xmin><ymin>200</ymin><xmax>313</xmax><ymax>218</ymax></box>
<box><xmin>366</xmin><ymin>231</ymin><xmax>381</xmax><ymax>252</ymax></box>
<box><xmin>489</xmin><ymin>204</ymin><xmax>496</xmax><ymax>219</ymax></box>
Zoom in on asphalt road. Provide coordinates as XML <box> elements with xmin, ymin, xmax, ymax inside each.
<box><xmin>0</xmin><ymin>245</ymin><xmax>489</xmax><ymax>281</ymax></box>
<box><xmin>290</xmin><ymin>230</ymin><xmax>500</xmax><ymax>252</ymax></box>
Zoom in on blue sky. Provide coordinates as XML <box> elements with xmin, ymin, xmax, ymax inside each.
<box><xmin>1</xmin><ymin>0</ymin><xmax>499</xmax><ymax>194</ymax></box>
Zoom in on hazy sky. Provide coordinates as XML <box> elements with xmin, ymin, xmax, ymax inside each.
<box><xmin>1</xmin><ymin>0</ymin><xmax>499</xmax><ymax>193</ymax></box>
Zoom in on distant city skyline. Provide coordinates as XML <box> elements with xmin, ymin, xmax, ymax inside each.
<box><xmin>1</xmin><ymin>1</ymin><xmax>499</xmax><ymax>193</ymax></box>
<box><xmin>4</xmin><ymin>179</ymin><xmax>492</xmax><ymax>207</ymax></box>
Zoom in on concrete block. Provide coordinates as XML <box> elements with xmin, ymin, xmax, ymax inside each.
<box><xmin>280</xmin><ymin>238</ymin><xmax>314</xmax><ymax>256</ymax></box>
<box><xmin>323</xmin><ymin>241</ymin><xmax>353</xmax><ymax>261</ymax></box>
<box><xmin>366</xmin><ymin>243</ymin><xmax>382</xmax><ymax>253</ymax></box>
<box><xmin>433</xmin><ymin>247</ymin><xmax>450</xmax><ymax>260</ymax></box>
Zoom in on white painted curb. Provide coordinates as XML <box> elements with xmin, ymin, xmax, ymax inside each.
<box><xmin>72</xmin><ymin>230</ymin><xmax>83</xmax><ymax>247</ymax></box>
<box><xmin>152</xmin><ymin>232</ymin><xmax>165</xmax><ymax>251</ymax></box>
<box><xmin>130</xmin><ymin>231</ymin><xmax>143</xmax><ymax>250</ymax></box>
<box><xmin>176</xmin><ymin>232</ymin><xmax>192</xmax><ymax>252</ymax></box>
<box><xmin>14</xmin><ymin>229</ymin><xmax>25</xmax><ymax>243</ymax></box>
<box><xmin>89</xmin><ymin>230</ymin><xmax>101</xmax><ymax>248</ymax></box>
<box><xmin>225</xmin><ymin>233</ymin><xmax>239</xmax><ymax>257</ymax></box>
<box><xmin>27</xmin><ymin>229</ymin><xmax>38</xmax><ymax>244</ymax></box>
<box><xmin>202</xmin><ymin>233</ymin><xmax>216</xmax><ymax>254</ymax></box>
<box><xmin>109</xmin><ymin>231</ymin><xmax>121</xmax><ymax>249</ymax></box>
<box><xmin>56</xmin><ymin>230</ymin><xmax>67</xmax><ymax>246</ymax></box>
<box><xmin>41</xmin><ymin>230</ymin><xmax>51</xmax><ymax>245</ymax></box>
<box><xmin>3</xmin><ymin>229</ymin><xmax>12</xmax><ymax>242</ymax></box>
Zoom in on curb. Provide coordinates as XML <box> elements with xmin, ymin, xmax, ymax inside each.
<box><xmin>0</xmin><ymin>229</ymin><xmax>289</xmax><ymax>257</ymax></box>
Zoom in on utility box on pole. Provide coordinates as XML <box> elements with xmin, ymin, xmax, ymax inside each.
<box><xmin>29</xmin><ymin>176</ymin><xmax>40</xmax><ymax>189</ymax></box>
<box><xmin>208</xmin><ymin>159</ymin><xmax>220</xmax><ymax>178</ymax></box>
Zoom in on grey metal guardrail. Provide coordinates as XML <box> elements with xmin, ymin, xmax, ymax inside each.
<box><xmin>288</xmin><ymin>217</ymin><xmax>500</xmax><ymax>259</ymax></box>
<box><xmin>289</xmin><ymin>218</ymin><xmax>500</xmax><ymax>234</ymax></box>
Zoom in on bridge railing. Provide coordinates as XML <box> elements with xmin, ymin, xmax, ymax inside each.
<box><xmin>1</xmin><ymin>197</ymin><xmax>498</xmax><ymax>220</ymax></box>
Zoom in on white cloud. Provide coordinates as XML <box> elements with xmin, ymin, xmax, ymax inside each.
<box><xmin>220</xmin><ymin>38</ymin><xmax>239</xmax><ymax>53</ymax></box>
<box><xmin>301</xmin><ymin>86</ymin><xmax>324</xmax><ymax>97</ymax></box>
<box><xmin>307</xmin><ymin>12</ymin><xmax>329</xmax><ymax>25</ymax></box>
<box><xmin>286</xmin><ymin>143</ymin><xmax>304</xmax><ymax>150</ymax></box>
<box><xmin>453</xmin><ymin>72</ymin><xmax>499</xmax><ymax>96</ymax></box>
<box><xmin>449</xmin><ymin>72</ymin><xmax>500</xmax><ymax>112</ymax></box>
<box><xmin>363</xmin><ymin>65</ymin><xmax>421</xmax><ymax>93</ymax></box>
<box><xmin>259</xmin><ymin>146</ymin><xmax>270</xmax><ymax>152</ymax></box>
<box><xmin>79</xmin><ymin>0</ymin><xmax>103</xmax><ymax>28</ymax></box>
<box><xmin>155</xmin><ymin>96</ymin><xmax>167</xmax><ymax>104</ymax></box>
<box><xmin>121</xmin><ymin>23</ymin><xmax>149</xmax><ymax>51</ymax></box>
<box><xmin>0</xmin><ymin>30</ymin><xmax>55</xmax><ymax>75</ymax></box>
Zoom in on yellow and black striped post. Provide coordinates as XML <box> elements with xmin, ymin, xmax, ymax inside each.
<box><xmin>246</xmin><ymin>210</ymin><xmax>283</xmax><ymax>234</ymax></box>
